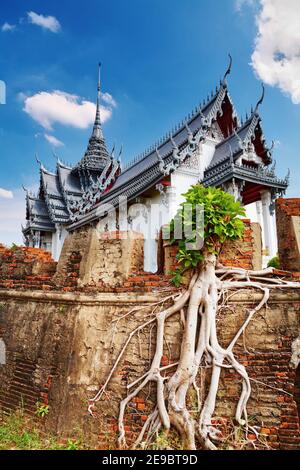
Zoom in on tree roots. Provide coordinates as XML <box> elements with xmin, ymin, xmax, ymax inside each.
<box><xmin>88</xmin><ymin>260</ymin><xmax>300</xmax><ymax>450</ymax></box>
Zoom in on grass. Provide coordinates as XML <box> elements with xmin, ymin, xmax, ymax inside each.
<box><xmin>0</xmin><ymin>410</ymin><xmax>88</xmax><ymax>450</ymax></box>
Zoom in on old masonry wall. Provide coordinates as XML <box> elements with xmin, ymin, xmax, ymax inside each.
<box><xmin>0</xmin><ymin>289</ymin><xmax>299</xmax><ymax>449</ymax></box>
<box><xmin>0</xmin><ymin>203</ymin><xmax>300</xmax><ymax>449</ymax></box>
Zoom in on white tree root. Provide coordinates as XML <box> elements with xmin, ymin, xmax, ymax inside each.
<box><xmin>89</xmin><ymin>259</ymin><xmax>300</xmax><ymax>450</ymax></box>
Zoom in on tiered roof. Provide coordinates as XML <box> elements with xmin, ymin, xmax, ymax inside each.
<box><xmin>23</xmin><ymin>192</ymin><xmax>55</xmax><ymax>235</ymax></box>
<box><xmin>23</xmin><ymin>59</ymin><xmax>289</xmax><ymax>237</ymax></box>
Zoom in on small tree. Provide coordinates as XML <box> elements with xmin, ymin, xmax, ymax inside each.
<box><xmin>168</xmin><ymin>185</ymin><xmax>245</xmax><ymax>286</ymax></box>
<box><xmin>89</xmin><ymin>185</ymin><xmax>299</xmax><ymax>450</ymax></box>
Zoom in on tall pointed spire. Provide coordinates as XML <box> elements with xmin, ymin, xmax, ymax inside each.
<box><xmin>92</xmin><ymin>62</ymin><xmax>104</xmax><ymax>139</ymax></box>
<box><xmin>74</xmin><ymin>63</ymin><xmax>110</xmax><ymax>174</ymax></box>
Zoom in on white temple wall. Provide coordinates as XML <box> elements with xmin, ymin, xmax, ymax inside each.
<box><xmin>245</xmin><ymin>202</ymin><xmax>259</xmax><ymax>223</ymax></box>
<box><xmin>123</xmin><ymin>139</ymin><xmax>217</xmax><ymax>272</ymax></box>
<box><xmin>128</xmin><ymin>192</ymin><xmax>170</xmax><ymax>273</ymax></box>
<box><xmin>245</xmin><ymin>193</ymin><xmax>277</xmax><ymax>267</ymax></box>
<box><xmin>170</xmin><ymin>171</ymin><xmax>199</xmax><ymax>218</ymax></box>
<box><xmin>40</xmin><ymin>232</ymin><xmax>52</xmax><ymax>253</ymax></box>
<box><xmin>169</xmin><ymin>138</ymin><xmax>216</xmax><ymax>217</ymax></box>
<box><xmin>198</xmin><ymin>139</ymin><xmax>217</xmax><ymax>179</ymax></box>
<box><xmin>51</xmin><ymin>226</ymin><xmax>68</xmax><ymax>261</ymax></box>
<box><xmin>95</xmin><ymin>191</ymin><xmax>169</xmax><ymax>273</ymax></box>
<box><xmin>260</xmin><ymin>190</ymin><xmax>277</xmax><ymax>266</ymax></box>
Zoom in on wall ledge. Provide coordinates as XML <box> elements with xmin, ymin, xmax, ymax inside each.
<box><xmin>0</xmin><ymin>287</ymin><xmax>300</xmax><ymax>305</ymax></box>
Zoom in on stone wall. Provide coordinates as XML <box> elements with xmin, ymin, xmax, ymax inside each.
<box><xmin>0</xmin><ymin>288</ymin><xmax>299</xmax><ymax>449</ymax></box>
<box><xmin>78</xmin><ymin>230</ymin><xmax>144</xmax><ymax>289</ymax></box>
<box><xmin>276</xmin><ymin>198</ymin><xmax>300</xmax><ymax>271</ymax></box>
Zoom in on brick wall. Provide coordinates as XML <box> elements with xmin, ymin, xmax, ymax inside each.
<box><xmin>164</xmin><ymin>220</ymin><xmax>261</xmax><ymax>275</ymax></box>
<box><xmin>0</xmin><ymin>244</ymin><xmax>57</xmax><ymax>291</ymax></box>
<box><xmin>0</xmin><ymin>289</ymin><xmax>299</xmax><ymax>449</ymax></box>
<box><xmin>276</xmin><ymin>198</ymin><xmax>300</xmax><ymax>271</ymax></box>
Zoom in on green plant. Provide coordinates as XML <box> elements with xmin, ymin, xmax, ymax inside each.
<box><xmin>0</xmin><ymin>410</ymin><xmax>89</xmax><ymax>450</ymax></box>
<box><xmin>65</xmin><ymin>438</ymin><xmax>80</xmax><ymax>450</ymax></box>
<box><xmin>0</xmin><ymin>410</ymin><xmax>41</xmax><ymax>450</ymax></box>
<box><xmin>35</xmin><ymin>403</ymin><xmax>50</xmax><ymax>418</ymax></box>
<box><xmin>168</xmin><ymin>185</ymin><xmax>245</xmax><ymax>285</ymax></box>
<box><xmin>10</xmin><ymin>243</ymin><xmax>20</xmax><ymax>252</ymax></box>
<box><xmin>267</xmin><ymin>255</ymin><xmax>280</xmax><ymax>269</ymax></box>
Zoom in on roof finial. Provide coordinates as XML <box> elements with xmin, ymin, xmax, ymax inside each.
<box><xmin>223</xmin><ymin>53</ymin><xmax>233</xmax><ymax>84</ymax></box>
<box><xmin>118</xmin><ymin>144</ymin><xmax>123</xmax><ymax>163</ymax></box>
<box><xmin>228</xmin><ymin>144</ymin><xmax>234</xmax><ymax>166</ymax></box>
<box><xmin>91</xmin><ymin>62</ymin><xmax>104</xmax><ymax>139</ymax></box>
<box><xmin>285</xmin><ymin>168</ymin><xmax>290</xmax><ymax>184</ymax></box>
<box><xmin>35</xmin><ymin>153</ymin><xmax>41</xmax><ymax>165</ymax></box>
<box><xmin>254</xmin><ymin>83</ymin><xmax>265</xmax><ymax>114</ymax></box>
<box><xmin>98</xmin><ymin>62</ymin><xmax>101</xmax><ymax>99</ymax></box>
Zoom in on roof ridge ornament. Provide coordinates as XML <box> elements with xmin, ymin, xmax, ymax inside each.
<box><xmin>270</xmin><ymin>158</ymin><xmax>276</xmax><ymax>174</ymax></box>
<box><xmin>110</xmin><ymin>143</ymin><xmax>115</xmax><ymax>160</ymax></box>
<box><xmin>222</xmin><ymin>53</ymin><xmax>232</xmax><ymax>86</ymax></box>
<box><xmin>254</xmin><ymin>83</ymin><xmax>265</xmax><ymax>115</ymax></box>
<box><xmin>118</xmin><ymin>144</ymin><xmax>123</xmax><ymax>163</ymax></box>
<box><xmin>285</xmin><ymin>168</ymin><xmax>290</xmax><ymax>184</ymax></box>
<box><xmin>35</xmin><ymin>153</ymin><xmax>41</xmax><ymax>166</ymax></box>
<box><xmin>227</xmin><ymin>144</ymin><xmax>234</xmax><ymax>166</ymax></box>
<box><xmin>233</xmin><ymin>127</ymin><xmax>244</xmax><ymax>149</ymax></box>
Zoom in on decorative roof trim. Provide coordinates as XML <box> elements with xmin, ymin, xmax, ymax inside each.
<box><xmin>202</xmin><ymin>160</ymin><xmax>289</xmax><ymax>189</ymax></box>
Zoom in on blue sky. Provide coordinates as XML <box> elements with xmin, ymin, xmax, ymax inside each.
<box><xmin>0</xmin><ymin>0</ymin><xmax>300</xmax><ymax>244</ymax></box>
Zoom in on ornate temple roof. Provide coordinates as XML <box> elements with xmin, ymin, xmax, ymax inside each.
<box><xmin>202</xmin><ymin>158</ymin><xmax>288</xmax><ymax>190</ymax></box>
<box><xmin>23</xmin><ymin>192</ymin><xmax>55</xmax><ymax>234</ymax></box>
<box><xmin>23</xmin><ymin>60</ymin><xmax>289</xmax><ymax>237</ymax></box>
<box><xmin>68</xmin><ymin>77</ymin><xmax>239</xmax><ymax>228</ymax></box>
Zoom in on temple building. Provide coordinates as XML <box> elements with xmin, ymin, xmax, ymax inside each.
<box><xmin>23</xmin><ymin>59</ymin><xmax>289</xmax><ymax>269</ymax></box>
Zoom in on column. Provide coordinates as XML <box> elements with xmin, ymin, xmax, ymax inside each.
<box><xmin>34</xmin><ymin>231</ymin><xmax>41</xmax><ymax>248</ymax></box>
<box><xmin>261</xmin><ymin>190</ymin><xmax>277</xmax><ymax>265</ymax></box>
<box><xmin>256</xmin><ymin>200</ymin><xmax>265</xmax><ymax>247</ymax></box>
<box><xmin>269</xmin><ymin>199</ymin><xmax>278</xmax><ymax>256</ymax></box>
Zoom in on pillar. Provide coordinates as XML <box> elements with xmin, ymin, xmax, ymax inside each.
<box><xmin>261</xmin><ymin>190</ymin><xmax>277</xmax><ymax>265</ymax></box>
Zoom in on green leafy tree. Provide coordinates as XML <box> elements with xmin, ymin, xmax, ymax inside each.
<box><xmin>167</xmin><ymin>185</ymin><xmax>245</xmax><ymax>285</ymax></box>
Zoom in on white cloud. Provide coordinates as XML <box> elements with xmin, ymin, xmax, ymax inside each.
<box><xmin>1</xmin><ymin>22</ymin><xmax>16</xmax><ymax>32</ymax></box>
<box><xmin>251</xmin><ymin>0</ymin><xmax>300</xmax><ymax>104</ymax></box>
<box><xmin>27</xmin><ymin>11</ymin><xmax>61</xmax><ymax>33</ymax></box>
<box><xmin>44</xmin><ymin>133</ymin><xmax>64</xmax><ymax>147</ymax></box>
<box><xmin>0</xmin><ymin>188</ymin><xmax>13</xmax><ymax>199</ymax></box>
<box><xmin>102</xmin><ymin>92</ymin><xmax>117</xmax><ymax>108</ymax></box>
<box><xmin>23</xmin><ymin>90</ymin><xmax>114</xmax><ymax>130</ymax></box>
